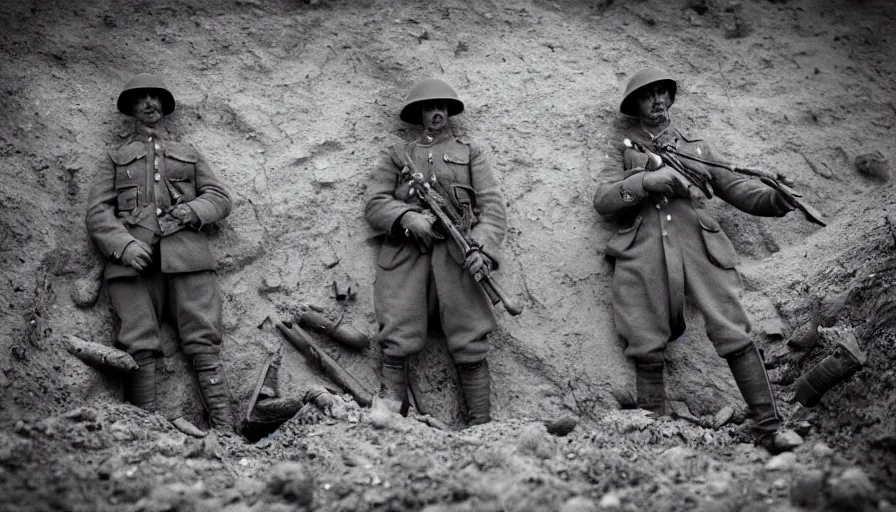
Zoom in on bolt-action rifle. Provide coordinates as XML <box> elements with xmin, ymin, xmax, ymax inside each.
<box><xmin>623</xmin><ymin>138</ymin><xmax>826</xmax><ymax>227</ymax></box>
<box><xmin>401</xmin><ymin>152</ymin><xmax>523</xmax><ymax>316</ymax></box>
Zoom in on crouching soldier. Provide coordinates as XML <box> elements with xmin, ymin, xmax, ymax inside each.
<box><xmin>365</xmin><ymin>78</ymin><xmax>508</xmax><ymax>426</ymax></box>
<box><xmin>86</xmin><ymin>73</ymin><xmax>235</xmax><ymax>436</ymax></box>
<box><xmin>593</xmin><ymin>68</ymin><xmax>802</xmax><ymax>451</ymax></box>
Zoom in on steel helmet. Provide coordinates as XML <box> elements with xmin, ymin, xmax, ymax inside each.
<box><xmin>116</xmin><ymin>73</ymin><xmax>176</xmax><ymax>116</ymax></box>
<box><xmin>619</xmin><ymin>68</ymin><xmax>677</xmax><ymax>117</ymax></box>
<box><xmin>399</xmin><ymin>78</ymin><xmax>465</xmax><ymax>124</ymax></box>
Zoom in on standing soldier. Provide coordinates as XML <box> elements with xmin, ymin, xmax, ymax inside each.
<box><xmin>593</xmin><ymin>68</ymin><xmax>801</xmax><ymax>451</ymax></box>
<box><xmin>86</xmin><ymin>73</ymin><xmax>235</xmax><ymax>436</ymax></box>
<box><xmin>365</xmin><ymin>78</ymin><xmax>507</xmax><ymax>426</ymax></box>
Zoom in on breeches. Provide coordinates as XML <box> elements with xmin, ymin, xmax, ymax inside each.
<box><xmin>612</xmin><ymin>238</ymin><xmax>752</xmax><ymax>364</ymax></box>
<box><xmin>107</xmin><ymin>270</ymin><xmax>223</xmax><ymax>356</ymax></box>
<box><xmin>373</xmin><ymin>242</ymin><xmax>495</xmax><ymax>364</ymax></box>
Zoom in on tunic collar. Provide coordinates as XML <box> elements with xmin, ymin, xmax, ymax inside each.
<box><xmin>133</xmin><ymin>123</ymin><xmax>170</xmax><ymax>142</ymax></box>
<box><xmin>416</xmin><ymin>128</ymin><xmax>454</xmax><ymax>147</ymax></box>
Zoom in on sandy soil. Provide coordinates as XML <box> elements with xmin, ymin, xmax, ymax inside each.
<box><xmin>1</xmin><ymin>0</ymin><xmax>895</xmax><ymax>510</ymax></box>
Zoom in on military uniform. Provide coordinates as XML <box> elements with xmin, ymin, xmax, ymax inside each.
<box><xmin>593</xmin><ymin>125</ymin><xmax>793</xmax><ymax>364</ymax></box>
<box><xmin>85</xmin><ymin>73</ymin><xmax>234</xmax><ymax>433</ymax></box>
<box><xmin>592</xmin><ymin>69</ymin><xmax>804</xmax><ymax>452</ymax></box>
<box><xmin>366</xmin><ymin>78</ymin><xmax>507</xmax><ymax>425</ymax></box>
<box><xmin>86</xmin><ymin>125</ymin><xmax>232</xmax><ymax>357</ymax></box>
<box><xmin>366</xmin><ymin>130</ymin><xmax>506</xmax><ymax>364</ymax></box>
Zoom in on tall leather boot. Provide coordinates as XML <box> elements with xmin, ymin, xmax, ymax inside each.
<box><xmin>381</xmin><ymin>355</ymin><xmax>409</xmax><ymax>416</ymax></box>
<box><xmin>457</xmin><ymin>360</ymin><xmax>491</xmax><ymax>426</ymax></box>
<box><xmin>130</xmin><ymin>350</ymin><xmax>157</xmax><ymax>412</ymax></box>
<box><xmin>794</xmin><ymin>343</ymin><xmax>864</xmax><ymax>407</ymax></box>
<box><xmin>725</xmin><ymin>343</ymin><xmax>780</xmax><ymax>433</ymax></box>
<box><xmin>193</xmin><ymin>354</ymin><xmax>235</xmax><ymax>432</ymax></box>
<box><xmin>635</xmin><ymin>361</ymin><xmax>666</xmax><ymax>415</ymax></box>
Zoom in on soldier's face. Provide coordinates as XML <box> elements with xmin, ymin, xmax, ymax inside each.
<box><xmin>421</xmin><ymin>102</ymin><xmax>448</xmax><ymax>131</ymax></box>
<box><xmin>132</xmin><ymin>93</ymin><xmax>163</xmax><ymax>126</ymax></box>
<box><xmin>636</xmin><ymin>84</ymin><xmax>671</xmax><ymax>123</ymax></box>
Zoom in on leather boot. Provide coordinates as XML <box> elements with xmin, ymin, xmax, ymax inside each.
<box><xmin>130</xmin><ymin>350</ymin><xmax>157</xmax><ymax>412</ymax></box>
<box><xmin>726</xmin><ymin>343</ymin><xmax>779</xmax><ymax>433</ymax></box>
<box><xmin>635</xmin><ymin>361</ymin><xmax>666</xmax><ymax>415</ymax></box>
<box><xmin>380</xmin><ymin>355</ymin><xmax>409</xmax><ymax>416</ymax></box>
<box><xmin>193</xmin><ymin>354</ymin><xmax>235</xmax><ymax>432</ymax></box>
<box><xmin>794</xmin><ymin>344</ymin><xmax>864</xmax><ymax>407</ymax></box>
<box><xmin>457</xmin><ymin>360</ymin><xmax>491</xmax><ymax>426</ymax></box>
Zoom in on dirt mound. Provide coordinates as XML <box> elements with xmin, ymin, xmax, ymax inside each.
<box><xmin>1</xmin><ymin>0</ymin><xmax>895</xmax><ymax>510</ymax></box>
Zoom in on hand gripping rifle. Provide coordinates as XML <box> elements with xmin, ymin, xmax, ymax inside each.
<box><xmin>623</xmin><ymin>138</ymin><xmax>826</xmax><ymax>227</ymax></box>
<box><xmin>401</xmin><ymin>153</ymin><xmax>523</xmax><ymax>316</ymax></box>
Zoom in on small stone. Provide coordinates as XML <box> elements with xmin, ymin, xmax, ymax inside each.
<box><xmin>855</xmin><ymin>151</ymin><xmax>890</xmax><ymax>180</ymax></box>
<box><xmin>560</xmin><ymin>496</ymin><xmax>598</xmax><ymax>512</ymax></box>
<box><xmin>63</xmin><ymin>407</ymin><xmax>98</xmax><ymax>422</ymax></box>
<box><xmin>712</xmin><ymin>405</ymin><xmax>735</xmax><ymax>429</ymax></box>
<box><xmin>267</xmin><ymin>461</ymin><xmax>314</xmax><ymax>506</ymax></box>
<box><xmin>812</xmin><ymin>442</ymin><xmax>834</xmax><ymax>458</ymax></box>
<box><xmin>791</xmin><ymin>468</ymin><xmax>825</xmax><ymax>508</ymax></box>
<box><xmin>773</xmin><ymin>429</ymin><xmax>804</xmax><ymax>452</ymax></box>
<box><xmin>765</xmin><ymin>452</ymin><xmax>797</xmax><ymax>471</ymax></box>
<box><xmin>794</xmin><ymin>420</ymin><xmax>812</xmax><ymax>437</ymax></box>
<box><xmin>598</xmin><ymin>491</ymin><xmax>622</xmax><ymax>509</ymax></box>
<box><xmin>544</xmin><ymin>415</ymin><xmax>578</xmax><ymax>436</ymax></box>
<box><xmin>828</xmin><ymin>467</ymin><xmax>877</xmax><ymax>510</ymax></box>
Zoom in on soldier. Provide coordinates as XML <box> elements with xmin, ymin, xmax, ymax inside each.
<box><xmin>593</xmin><ymin>68</ymin><xmax>801</xmax><ymax>450</ymax></box>
<box><xmin>86</xmin><ymin>73</ymin><xmax>235</xmax><ymax>436</ymax></box>
<box><xmin>365</xmin><ymin>78</ymin><xmax>507</xmax><ymax>426</ymax></box>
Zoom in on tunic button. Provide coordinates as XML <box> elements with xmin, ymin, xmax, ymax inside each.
<box><xmin>662</xmin><ymin>230</ymin><xmax>668</xmax><ymax>237</ymax></box>
<box><xmin>156</xmin><ymin>208</ymin><xmax>163</xmax><ymax>215</ymax></box>
<box><xmin>666</xmin><ymin>214</ymin><xmax>672</xmax><ymax>221</ymax></box>
<box><xmin>154</xmin><ymin>144</ymin><xmax>160</xmax><ymax>151</ymax></box>
<box><xmin>154</xmin><ymin>172</ymin><xmax>161</xmax><ymax>182</ymax></box>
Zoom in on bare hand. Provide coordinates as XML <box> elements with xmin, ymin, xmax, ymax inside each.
<box><xmin>121</xmin><ymin>240</ymin><xmax>153</xmax><ymax>271</ymax></box>
<box><xmin>400</xmin><ymin>211</ymin><xmax>436</xmax><ymax>246</ymax></box>
<box><xmin>642</xmin><ymin>167</ymin><xmax>690</xmax><ymax>197</ymax></box>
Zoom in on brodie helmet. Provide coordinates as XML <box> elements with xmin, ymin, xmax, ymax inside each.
<box><xmin>116</xmin><ymin>73</ymin><xmax>176</xmax><ymax>116</ymax></box>
<box><xmin>399</xmin><ymin>78</ymin><xmax>464</xmax><ymax>124</ymax></box>
<box><xmin>619</xmin><ymin>68</ymin><xmax>677</xmax><ymax>117</ymax></box>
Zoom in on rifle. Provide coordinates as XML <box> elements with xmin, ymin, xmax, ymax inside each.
<box><xmin>401</xmin><ymin>153</ymin><xmax>523</xmax><ymax>316</ymax></box>
<box><xmin>275</xmin><ymin>320</ymin><xmax>373</xmax><ymax>407</ymax></box>
<box><xmin>623</xmin><ymin>138</ymin><xmax>826</xmax><ymax>227</ymax></box>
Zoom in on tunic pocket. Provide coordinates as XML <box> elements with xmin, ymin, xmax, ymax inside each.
<box><xmin>695</xmin><ymin>210</ymin><xmax>738</xmax><ymax>269</ymax></box>
<box><xmin>116</xmin><ymin>186</ymin><xmax>138</xmax><ymax>212</ymax></box>
<box><xmin>376</xmin><ymin>237</ymin><xmax>415</xmax><ymax>271</ymax></box>
<box><xmin>165</xmin><ymin>151</ymin><xmax>198</xmax><ymax>201</ymax></box>
<box><xmin>605</xmin><ymin>215</ymin><xmax>643</xmax><ymax>258</ymax></box>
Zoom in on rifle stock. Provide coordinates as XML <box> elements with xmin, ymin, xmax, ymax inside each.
<box><xmin>401</xmin><ymin>153</ymin><xmax>523</xmax><ymax>316</ymax></box>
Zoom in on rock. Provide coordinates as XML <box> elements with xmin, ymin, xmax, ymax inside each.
<box><xmin>516</xmin><ymin>423</ymin><xmax>555</xmax><ymax>459</ymax></box>
<box><xmin>855</xmin><ymin>151</ymin><xmax>890</xmax><ymax>180</ymax></box>
<box><xmin>560</xmin><ymin>496</ymin><xmax>599</xmax><ymax>512</ymax></box>
<box><xmin>598</xmin><ymin>491</ymin><xmax>622</xmax><ymax>509</ymax></box>
<box><xmin>773</xmin><ymin>429</ymin><xmax>804</xmax><ymax>452</ymax></box>
<box><xmin>544</xmin><ymin>415</ymin><xmax>578</xmax><ymax>436</ymax></box>
<box><xmin>712</xmin><ymin>405</ymin><xmax>735</xmax><ymax>429</ymax></box>
<box><xmin>266</xmin><ymin>461</ymin><xmax>314</xmax><ymax>506</ymax></box>
<box><xmin>790</xmin><ymin>468</ymin><xmax>826</xmax><ymax>508</ymax></box>
<box><xmin>793</xmin><ymin>420</ymin><xmax>812</xmax><ymax>437</ymax></box>
<box><xmin>765</xmin><ymin>452</ymin><xmax>797</xmax><ymax>471</ymax></box>
<box><xmin>812</xmin><ymin>442</ymin><xmax>834</xmax><ymax>458</ymax></box>
<box><xmin>0</xmin><ymin>432</ymin><xmax>33</xmax><ymax>468</ymax></box>
<box><xmin>63</xmin><ymin>406</ymin><xmax>99</xmax><ymax>422</ymax></box>
<box><xmin>828</xmin><ymin>467</ymin><xmax>877</xmax><ymax>511</ymax></box>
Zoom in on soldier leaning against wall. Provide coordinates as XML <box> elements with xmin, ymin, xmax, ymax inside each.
<box><xmin>365</xmin><ymin>78</ymin><xmax>508</xmax><ymax>426</ymax></box>
<box><xmin>85</xmin><ymin>73</ymin><xmax>236</xmax><ymax>437</ymax></box>
<box><xmin>594</xmin><ymin>68</ymin><xmax>804</xmax><ymax>453</ymax></box>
